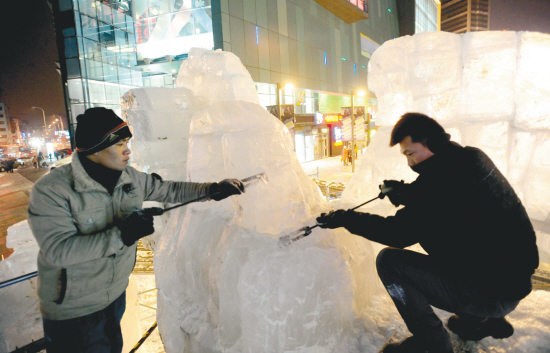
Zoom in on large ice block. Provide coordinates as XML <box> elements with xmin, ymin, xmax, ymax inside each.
<box><xmin>368</xmin><ymin>36</ymin><xmax>414</xmax><ymax>127</ymax></box>
<box><xmin>409</xmin><ymin>32</ymin><xmax>462</xmax><ymax>123</ymax></box>
<box><xmin>521</xmin><ymin>132</ymin><xmax>550</xmax><ymax>221</ymax></box>
<box><xmin>459</xmin><ymin>121</ymin><xmax>510</xmax><ymax>176</ymax></box>
<box><xmin>176</xmin><ymin>48</ymin><xmax>260</xmax><ymax>108</ymax></box>
<box><xmin>460</xmin><ymin>31</ymin><xmax>518</xmax><ymax>121</ymax></box>
<box><xmin>154</xmin><ymin>96</ymin><xmax>383</xmax><ymax>352</ymax></box>
<box><xmin>515</xmin><ymin>32</ymin><xmax>550</xmax><ymax>130</ymax></box>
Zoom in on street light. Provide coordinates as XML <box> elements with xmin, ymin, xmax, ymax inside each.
<box><xmin>32</xmin><ymin>106</ymin><xmax>47</xmax><ymax>135</ymax></box>
<box><xmin>55</xmin><ymin>115</ymin><xmax>64</xmax><ymax>131</ymax></box>
<box><xmin>350</xmin><ymin>90</ymin><xmax>365</xmax><ymax>173</ymax></box>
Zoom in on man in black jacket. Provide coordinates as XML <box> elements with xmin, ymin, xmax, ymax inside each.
<box><xmin>317</xmin><ymin>113</ymin><xmax>538</xmax><ymax>353</ymax></box>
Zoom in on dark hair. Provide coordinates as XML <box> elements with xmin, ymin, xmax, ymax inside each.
<box><xmin>390</xmin><ymin>113</ymin><xmax>450</xmax><ymax>151</ymax></box>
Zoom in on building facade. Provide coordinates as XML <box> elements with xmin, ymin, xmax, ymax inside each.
<box><xmin>50</xmin><ymin>0</ymin><xmax>402</xmax><ymax>162</ymax></box>
<box><xmin>396</xmin><ymin>0</ymin><xmax>441</xmax><ymax>36</ymax></box>
<box><xmin>0</xmin><ymin>103</ymin><xmax>12</xmax><ymax>145</ymax></box>
<box><xmin>440</xmin><ymin>0</ymin><xmax>489</xmax><ymax>33</ymax></box>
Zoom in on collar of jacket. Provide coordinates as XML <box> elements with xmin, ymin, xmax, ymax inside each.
<box><xmin>72</xmin><ymin>152</ymin><xmax>132</xmax><ymax>193</ymax></box>
<box><xmin>411</xmin><ymin>142</ymin><xmax>462</xmax><ymax>175</ymax></box>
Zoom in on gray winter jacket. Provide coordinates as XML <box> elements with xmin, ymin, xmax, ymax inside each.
<box><xmin>28</xmin><ymin>153</ymin><xmax>210</xmax><ymax>320</ymax></box>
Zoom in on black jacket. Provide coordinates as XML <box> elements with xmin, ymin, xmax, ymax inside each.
<box><xmin>345</xmin><ymin>143</ymin><xmax>538</xmax><ymax>301</ymax></box>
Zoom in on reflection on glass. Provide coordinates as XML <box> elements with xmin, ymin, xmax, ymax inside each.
<box><xmin>133</xmin><ymin>0</ymin><xmax>214</xmax><ymax>61</ymax></box>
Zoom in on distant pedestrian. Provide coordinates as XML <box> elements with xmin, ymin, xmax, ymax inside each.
<box><xmin>341</xmin><ymin>146</ymin><xmax>349</xmax><ymax>166</ymax></box>
<box><xmin>354</xmin><ymin>143</ymin><xmax>359</xmax><ymax>158</ymax></box>
<box><xmin>347</xmin><ymin>144</ymin><xmax>352</xmax><ymax>165</ymax></box>
<box><xmin>6</xmin><ymin>159</ymin><xmax>15</xmax><ymax>173</ymax></box>
<box><xmin>32</xmin><ymin>156</ymin><xmax>38</xmax><ymax>169</ymax></box>
<box><xmin>48</xmin><ymin>153</ymin><xmax>52</xmax><ymax>161</ymax></box>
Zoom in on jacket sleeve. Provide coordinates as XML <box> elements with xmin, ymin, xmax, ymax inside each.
<box><xmin>27</xmin><ymin>180</ymin><xmax>125</xmax><ymax>268</ymax></box>
<box><xmin>134</xmin><ymin>170</ymin><xmax>213</xmax><ymax>204</ymax></box>
<box><xmin>343</xmin><ymin>208</ymin><xmax>420</xmax><ymax>249</ymax></box>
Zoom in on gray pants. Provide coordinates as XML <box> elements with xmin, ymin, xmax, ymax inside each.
<box><xmin>376</xmin><ymin>248</ymin><xmax>521</xmax><ymax>350</ymax></box>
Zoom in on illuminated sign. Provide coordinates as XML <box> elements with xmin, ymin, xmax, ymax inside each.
<box><xmin>323</xmin><ymin>114</ymin><xmax>342</xmax><ymax>123</ymax></box>
<box><xmin>334</xmin><ymin>127</ymin><xmax>342</xmax><ymax>143</ymax></box>
<box><xmin>334</xmin><ymin>141</ymin><xmax>343</xmax><ymax>146</ymax></box>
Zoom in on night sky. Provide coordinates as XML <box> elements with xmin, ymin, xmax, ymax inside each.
<box><xmin>0</xmin><ymin>0</ymin><xmax>66</xmax><ymax>129</ymax></box>
<box><xmin>0</xmin><ymin>0</ymin><xmax>549</xmax><ymax>130</ymax></box>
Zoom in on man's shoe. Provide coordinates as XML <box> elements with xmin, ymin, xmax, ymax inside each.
<box><xmin>379</xmin><ymin>336</ymin><xmax>453</xmax><ymax>353</ymax></box>
<box><xmin>447</xmin><ymin>315</ymin><xmax>514</xmax><ymax>341</ymax></box>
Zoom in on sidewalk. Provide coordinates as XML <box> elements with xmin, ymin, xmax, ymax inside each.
<box><xmin>300</xmin><ymin>154</ymin><xmax>363</xmax><ymax>185</ymax></box>
<box><xmin>0</xmin><ymin>157</ymin><xmax>72</xmax><ymax>261</ymax></box>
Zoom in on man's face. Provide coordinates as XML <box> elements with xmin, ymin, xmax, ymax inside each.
<box><xmin>399</xmin><ymin>136</ymin><xmax>434</xmax><ymax>167</ymax></box>
<box><xmin>90</xmin><ymin>138</ymin><xmax>131</xmax><ymax>171</ymax></box>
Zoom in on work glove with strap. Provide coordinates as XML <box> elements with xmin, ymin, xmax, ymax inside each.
<box><xmin>118</xmin><ymin>207</ymin><xmax>163</xmax><ymax>246</ymax></box>
<box><xmin>316</xmin><ymin>209</ymin><xmax>357</xmax><ymax>229</ymax></box>
<box><xmin>380</xmin><ymin>180</ymin><xmax>409</xmax><ymax>207</ymax></box>
<box><xmin>209</xmin><ymin>179</ymin><xmax>245</xmax><ymax>201</ymax></box>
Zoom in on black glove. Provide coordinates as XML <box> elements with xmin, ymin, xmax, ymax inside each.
<box><xmin>316</xmin><ymin>209</ymin><xmax>353</xmax><ymax>229</ymax></box>
<box><xmin>209</xmin><ymin>179</ymin><xmax>245</xmax><ymax>201</ymax></box>
<box><xmin>380</xmin><ymin>180</ymin><xmax>407</xmax><ymax>207</ymax></box>
<box><xmin>118</xmin><ymin>207</ymin><xmax>163</xmax><ymax>246</ymax></box>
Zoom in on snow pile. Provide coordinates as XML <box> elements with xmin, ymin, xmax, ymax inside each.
<box><xmin>124</xmin><ymin>48</ymin><xmax>383</xmax><ymax>353</ymax></box>
<box><xmin>0</xmin><ymin>221</ymin><xmax>41</xmax><ymax>353</ymax></box>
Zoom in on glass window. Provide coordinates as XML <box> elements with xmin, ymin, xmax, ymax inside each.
<box><xmin>415</xmin><ymin>0</ymin><xmax>438</xmax><ymax>33</ymax></box>
<box><xmin>64</xmin><ymin>37</ymin><xmax>79</xmax><ymax>58</ymax></box>
<box><xmin>88</xmin><ymin>80</ymin><xmax>107</xmax><ymax>103</ymax></box>
<box><xmin>63</xmin><ymin>27</ymin><xmax>76</xmax><ymax>37</ymax></box>
<box><xmin>118</xmin><ymin>67</ymin><xmax>133</xmax><ymax>86</ymax></box>
<box><xmin>71</xmin><ymin>103</ymin><xmax>86</xmax><ymax>118</ymax></box>
<box><xmin>66</xmin><ymin>58</ymin><xmax>81</xmax><ymax>78</ymax></box>
<box><xmin>86</xmin><ymin>59</ymin><xmax>104</xmax><ymax>81</ymax></box>
<box><xmin>82</xmin><ymin>37</ymin><xmax>100</xmax><ymax>59</ymax></box>
<box><xmin>78</xmin><ymin>0</ymin><xmax>97</xmax><ymax>20</ymax></box>
<box><xmin>81</xmin><ymin>14</ymin><xmax>99</xmax><ymax>41</ymax></box>
<box><xmin>104</xmin><ymin>83</ymin><xmax>121</xmax><ymax>104</ymax></box>
<box><xmin>59</xmin><ymin>0</ymin><xmax>73</xmax><ymax>11</ymax></box>
<box><xmin>68</xmin><ymin>79</ymin><xmax>85</xmax><ymax>103</ymax></box>
<box><xmin>103</xmin><ymin>63</ymin><xmax>118</xmax><ymax>83</ymax></box>
<box><xmin>131</xmin><ymin>70</ymin><xmax>143</xmax><ymax>87</ymax></box>
<box><xmin>98</xmin><ymin>4</ymin><xmax>113</xmax><ymax>24</ymax></box>
<box><xmin>113</xmin><ymin>10</ymin><xmax>126</xmax><ymax>29</ymax></box>
<box><xmin>117</xmin><ymin>53</ymin><xmax>130</xmax><ymax>67</ymax></box>
<box><xmin>99</xmin><ymin>24</ymin><xmax>116</xmax><ymax>47</ymax></box>
<box><xmin>115</xmin><ymin>29</ymin><xmax>128</xmax><ymax>49</ymax></box>
<box><xmin>75</xmin><ymin>12</ymin><xmax>83</xmax><ymax>37</ymax></box>
<box><xmin>125</xmin><ymin>14</ymin><xmax>134</xmax><ymax>33</ymax></box>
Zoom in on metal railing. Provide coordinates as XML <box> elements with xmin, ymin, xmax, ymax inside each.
<box><xmin>0</xmin><ymin>271</ymin><xmax>37</xmax><ymax>289</ymax></box>
<box><xmin>307</xmin><ymin>166</ymin><xmax>320</xmax><ymax>179</ymax></box>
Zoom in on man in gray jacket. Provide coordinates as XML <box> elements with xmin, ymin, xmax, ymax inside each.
<box><xmin>28</xmin><ymin>108</ymin><xmax>244</xmax><ymax>353</ymax></box>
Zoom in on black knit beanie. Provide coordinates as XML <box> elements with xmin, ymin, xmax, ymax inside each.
<box><xmin>75</xmin><ymin>108</ymin><xmax>132</xmax><ymax>155</ymax></box>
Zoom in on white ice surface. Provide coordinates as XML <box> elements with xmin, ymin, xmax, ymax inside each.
<box><xmin>120</xmin><ymin>40</ymin><xmax>550</xmax><ymax>353</ymax></box>
<box><xmin>0</xmin><ymin>221</ymin><xmax>41</xmax><ymax>353</ymax></box>
<box><xmin>365</xmin><ymin>31</ymin><xmax>550</xmax><ymax>260</ymax></box>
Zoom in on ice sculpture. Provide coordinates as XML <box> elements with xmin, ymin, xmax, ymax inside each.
<box><xmin>120</xmin><ymin>31</ymin><xmax>550</xmax><ymax>352</ymax></box>
<box><xmin>124</xmin><ymin>49</ymin><xmax>382</xmax><ymax>353</ymax></box>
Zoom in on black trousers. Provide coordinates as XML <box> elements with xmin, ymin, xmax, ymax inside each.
<box><xmin>376</xmin><ymin>248</ymin><xmax>521</xmax><ymax>350</ymax></box>
<box><xmin>43</xmin><ymin>291</ymin><xmax>126</xmax><ymax>353</ymax></box>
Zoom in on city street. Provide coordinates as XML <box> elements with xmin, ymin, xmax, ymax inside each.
<box><xmin>0</xmin><ymin>157</ymin><xmax>70</xmax><ymax>260</ymax></box>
